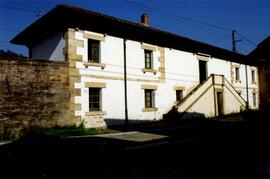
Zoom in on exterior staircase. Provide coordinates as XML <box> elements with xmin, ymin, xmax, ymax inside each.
<box><xmin>164</xmin><ymin>74</ymin><xmax>247</xmax><ymax>120</ymax></box>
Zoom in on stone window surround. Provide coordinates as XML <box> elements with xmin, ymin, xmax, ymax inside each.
<box><xmin>251</xmin><ymin>68</ymin><xmax>256</xmax><ymax>84</ymax></box>
<box><xmin>196</xmin><ymin>53</ymin><xmax>210</xmax><ymax>62</ymax></box>
<box><xmin>141</xmin><ymin>84</ymin><xmax>158</xmax><ymax>112</ymax></box>
<box><xmin>252</xmin><ymin>91</ymin><xmax>257</xmax><ymax>107</ymax></box>
<box><xmin>141</xmin><ymin>43</ymin><xmax>157</xmax><ymax>74</ymax></box>
<box><xmin>141</xmin><ymin>43</ymin><xmax>157</xmax><ymax>51</ymax></box>
<box><xmin>83</xmin><ymin>31</ymin><xmax>106</xmax><ymax>69</ymax></box>
<box><xmin>234</xmin><ymin>64</ymin><xmax>241</xmax><ymax>83</ymax></box>
<box><xmin>173</xmin><ymin>86</ymin><xmax>185</xmax><ymax>104</ymax></box>
<box><xmin>85</xmin><ymin>82</ymin><xmax>107</xmax><ymax>116</ymax></box>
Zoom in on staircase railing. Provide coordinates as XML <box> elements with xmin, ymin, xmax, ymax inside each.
<box><xmin>175</xmin><ymin>75</ymin><xmax>213</xmax><ymax>108</ymax></box>
<box><xmin>174</xmin><ymin>74</ymin><xmax>247</xmax><ymax>114</ymax></box>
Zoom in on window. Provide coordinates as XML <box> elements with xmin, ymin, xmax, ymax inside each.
<box><xmin>145</xmin><ymin>89</ymin><xmax>155</xmax><ymax>108</ymax></box>
<box><xmin>176</xmin><ymin>90</ymin><xmax>183</xmax><ymax>102</ymax></box>
<box><xmin>251</xmin><ymin>70</ymin><xmax>255</xmax><ymax>83</ymax></box>
<box><xmin>144</xmin><ymin>50</ymin><xmax>153</xmax><ymax>69</ymax></box>
<box><xmin>89</xmin><ymin>88</ymin><xmax>101</xmax><ymax>111</ymax></box>
<box><xmin>88</xmin><ymin>39</ymin><xmax>100</xmax><ymax>63</ymax></box>
<box><xmin>253</xmin><ymin>93</ymin><xmax>257</xmax><ymax>107</ymax></box>
<box><xmin>235</xmin><ymin>67</ymin><xmax>240</xmax><ymax>81</ymax></box>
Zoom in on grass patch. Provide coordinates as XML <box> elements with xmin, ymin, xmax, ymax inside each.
<box><xmin>0</xmin><ymin>125</ymin><xmax>118</xmax><ymax>141</ymax></box>
<box><xmin>22</xmin><ymin>125</ymin><xmax>117</xmax><ymax>138</ymax></box>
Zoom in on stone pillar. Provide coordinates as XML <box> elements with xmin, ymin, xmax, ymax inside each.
<box><xmin>64</xmin><ymin>28</ymin><xmax>84</xmax><ymax>126</ymax></box>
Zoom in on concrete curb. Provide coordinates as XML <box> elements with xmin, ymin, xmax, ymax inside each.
<box><xmin>124</xmin><ymin>136</ymin><xmax>206</xmax><ymax>151</ymax></box>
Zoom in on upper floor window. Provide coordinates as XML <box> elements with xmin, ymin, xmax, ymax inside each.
<box><xmin>88</xmin><ymin>39</ymin><xmax>100</xmax><ymax>63</ymax></box>
<box><xmin>144</xmin><ymin>50</ymin><xmax>153</xmax><ymax>69</ymax></box>
<box><xmin>145</xmin><ymin>89</ymin><xmax>155</xmax><ymax>108</ymax></box>
<box><xmin>251</xmin><ymin>70</ymin><xmax>255</xmax><ymax>83</ymax></box>
<box><xmin>89</xmin><ymin>88</ymin><xmax>101</xmax><ymax>111</ymax></box>
<box><xmin>176</xmin><ymin>90</ymin><xmax>183</xmax><ymax>102</ymax></box>
<box><xmin>235</xmin><ymin>67</ymin><xmax>240</xmax><ymax>81</ymax></box>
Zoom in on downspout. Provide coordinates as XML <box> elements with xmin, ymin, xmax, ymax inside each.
<box><xmin>245</xmin><ymin>65</ymin><xmax>249</xmax><ymax>109</ymax></box>
<box><xmin>123</xmin><ymin>39</ymin><xmax>129</xmax><ymax>125</ymax></box>
<box><xmin>212</xmin><ymin>74</ymin><xmax>217</xmax><ymax>116</ymax></box>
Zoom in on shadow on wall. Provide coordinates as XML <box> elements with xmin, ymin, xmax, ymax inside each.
<box><xmin>105</xmin><ymin>111</ymin><xmax>205</xmax><ymax>127</ymax></box>
<box><xmin>104</xmin><ymin>118</ymin><xmax>157</xmax><ymax>127</ymax></box>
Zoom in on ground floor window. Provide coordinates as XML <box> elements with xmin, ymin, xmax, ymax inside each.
<box><xmin>253</xmin><ymin>93</ymin><xmax>257</xmax><ymax>107</ymax></box>
<box><xmin>145</xmin><ymin>89</ymin><xmax>155</xmax><ymax>108</ymax></box>
<box><xmin>176</xmin><ymin>90</ymin><xmax>183</xmax><ymax>102</ymax></box>
<box><xmin>89</xmin><ymin>88</ymin><xmax>101</xmax><ymax>111</ymax></box>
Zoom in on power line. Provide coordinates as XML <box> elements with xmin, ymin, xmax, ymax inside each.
<box><xmin>121</xmin><ymin>0</ymin><xmax>233</xmax><ymax>32</ymax></box>
<box><xmin>235</xmin><ymin>31</ymin><xmax>257</xmax><ymax>47</ymax></box>
<box><xmin>116</xmin><ymin>0</ymin><xmax>258</xmax><ymax>52</ymax></box>
<box><xmin>110</xmin><ymin>1</ymin><xmax>228</xmax><ymax>40</ymax></box>
<box><xmin>212</xmin><ymin>33</ymin><xmax>231</xmax><ymax>44</ymax></box>
<box><xmin>0</xmin><ymin>27</ymin><xmax>20</xmax><ymax>32</ymax></box>
<box><xmin>0</xmin><ymin>4</ymin><xmax>35</xmax><ymax>13</ymax></box>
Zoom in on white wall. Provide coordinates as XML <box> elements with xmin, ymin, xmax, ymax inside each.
<box><xmin>32</xmin><ymin>32</ymin><xmax>65</xmax><ymax>61</ymax></box>
<box><xmin>53</xmin><ymin>29</ymin><xmax>259</xmax><ymax>127</ymax></box>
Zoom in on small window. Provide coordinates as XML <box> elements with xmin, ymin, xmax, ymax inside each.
<box><xmin>176</xmin><ymin>90</ymin><xmax>183</xmax><ymax>102</ymax></box>
<box><xmin>251</xmin><ymin>70</ymin><xmax>255</xmax><ymax>82</ymax></box>
<box><xmin>253</xmin><ymin>93</ymin><xmax>257</xmax><ymax>107</ymax></box>
<box><xmin>88</xmin><ymin>39</ymin><xmax>100</xmax><ymax>63</ymax></box>
<box><xmin>237</xmin><ymin>92</ymin><xmax>241</xmax><ymax>96</ymax></box>
<box><xmin>144</xmin><ymin>50</ymin><xmax>153</xmax><ymax>69</ymax></box>
<box><xmin>235</xmin><ymin>67</ymin><xmax>240</xmax><ymax>81</ymax></box>
<box><xmin>89</xmin><ymin>88</ymin><xmax>101</xmax><ymax>111</ymax></box>
<box><xmin>145</xmin><ymin>89</ymin><xmax>155</xmax><ymax>108</ymax></box>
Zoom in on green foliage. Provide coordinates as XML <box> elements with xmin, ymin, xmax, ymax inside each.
<box><xmin>0</xmin><ymin>49</ymin><xmax>26</xmax><ymax>59</ymax></box>
<box><xmin>0</xmin><ymin>125</ymin><xmax>115</xmax><ymax>141</ymax></box>
<box><xmin>21</xmin><ymin>125</ymin><xmax>112</xmax><ymax>138</ymax></box>
<box><xmin>0</xmin><ymin>127</ymin><xmax>16</xmax><ymax>141</ymax></box>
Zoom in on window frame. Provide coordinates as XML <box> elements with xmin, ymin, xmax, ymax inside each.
<box><xmin>253</xmin><ymin>93</ymin><xmax>257</xmax><ymax>107</ymax></box>
<box><xmin>144</xmin><ymin>50</ymin><xmax>153</xmax><ymax>69</ymax></box>
<box><xmin>235</xmin><ymin>67</ymin><xmax>240</xmax><ymax>81</ymax></box>
<box><xmin>176</xmin><ymin>90</ymin><xmax>183</xmax><ymax>102</ymax></box>
<box><xmin>251</xmin><ymin>70</ymin><xmax>255</xmax><ymax>83</ymax></box>
<box><xmin>144</xmin><ymin>89</ymin><xmax>155</xmax><ymax>108</ymax></box>
<box><xmin>89</xmin><ymin>88</ymin><xmax>101</xmax><ymax>111</ymax></box>
<box><xmin>88</xmin><ymin>39</ymin><xmax>100</xmax><ymax>63</ymax></box>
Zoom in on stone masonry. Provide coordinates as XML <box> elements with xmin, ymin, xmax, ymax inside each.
<box><xmin>0</xmin><ymin>58</ymin><xmax>71</xmax><ymax>135</ymax></box>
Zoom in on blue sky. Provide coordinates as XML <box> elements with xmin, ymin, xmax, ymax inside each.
<box><xmin>0</xmin><ymin>0</ymin><xmax>269</xmax><ymax>56</ymax></box>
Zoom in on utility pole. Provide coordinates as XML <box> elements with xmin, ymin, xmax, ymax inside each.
<box><xmin>232</xmin><ymin>30</ymin><xmax>249</xmax><ymax>109</ymax></box>
<box><xmin>232</xmin><ymin>30</ymin><xmax>241</xmax><ymax>53</ymax></box>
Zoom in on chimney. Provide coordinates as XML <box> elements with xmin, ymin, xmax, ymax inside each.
<box><xmin>141</xmin><ymin>13</ymin><xmax>149</xmax><ymax>26</ymax></box>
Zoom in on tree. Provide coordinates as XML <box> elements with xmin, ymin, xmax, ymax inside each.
<box><xmin>0</xmin><ymin>50</ymin><xmax>26</xmax><ymax>59</ymax></box>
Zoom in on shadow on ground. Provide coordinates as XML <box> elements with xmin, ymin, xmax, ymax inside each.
<box><xmin>0</xmin><ymin>111</ymin><xmax>269</xmax><ymax>178</ymax></box>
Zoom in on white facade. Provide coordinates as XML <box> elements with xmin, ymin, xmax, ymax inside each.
<box><xmin>32</xmin><ymin>32</ymin><xmax>65</xmax><ymax>61</ymax></box>
<box><xmin>32</xmin><ymin>29</ymin><xmax>259</xmax><ymax>128</ymax></box>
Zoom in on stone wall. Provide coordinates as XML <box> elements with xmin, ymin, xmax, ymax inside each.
<box><xmin>258</xmin><ymin>64</ymin><xmax>270</xmax><ymax>110</ymax></box>
<box><xmin>0</xmin><ymin>58</ymin><xmax>71</xmax><ymax>135</ymax></box>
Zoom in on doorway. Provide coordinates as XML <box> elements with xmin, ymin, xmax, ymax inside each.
<box><xmin>199</xmin><ymin>60</ymin><xmax>207</xmax><ymax>83</ymax></box>
<box><xmin>216</xmin><ymin>92</ymin><xmax>224</xmax><ymax>116</ymax></box>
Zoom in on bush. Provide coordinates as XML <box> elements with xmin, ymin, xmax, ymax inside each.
<box><xmin>0</xmin><ymin>127</ymin><xmax>17</xmax><ymax>141</ymax></box>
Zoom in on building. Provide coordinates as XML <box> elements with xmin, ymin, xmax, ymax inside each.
<box><xmin>10</xmin><ymin>4</ymin><xmax>259</xmax><ymax>128</ymax></box>
<box><xmin>248</xmin><ymin>36</ymin><xmax>270</xmax><ymax>110</ymax></box>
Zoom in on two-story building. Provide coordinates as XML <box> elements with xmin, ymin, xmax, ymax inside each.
<box><xmin>11</xmin><ymin>4</ymin><xmax>259</xmax><ymax>128</ymax></box>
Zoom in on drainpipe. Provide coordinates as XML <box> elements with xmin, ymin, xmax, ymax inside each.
<box><xmin>123</xmin><ymin>39</ymin><xmax>129</xmax><ymax>125</ymax></box>
<box><xmin>212</xmin><ymin>74</ymin><xmax>217</xmax><ymax>116</ymax></box>
<box><xmin>245</xmin><ymin>65</ymin><xmax>249</xmax><ymax>109</ymax></box>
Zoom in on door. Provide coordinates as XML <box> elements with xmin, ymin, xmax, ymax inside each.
<box><xmin>199</xmin><ymin>60</ymin><xmax>207</xmax><ymax>83</ymax></box>
<box><xmin>217</xmin><ymin>92</ymin><xmax>224</xmax><ymax>116</ymax></box>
